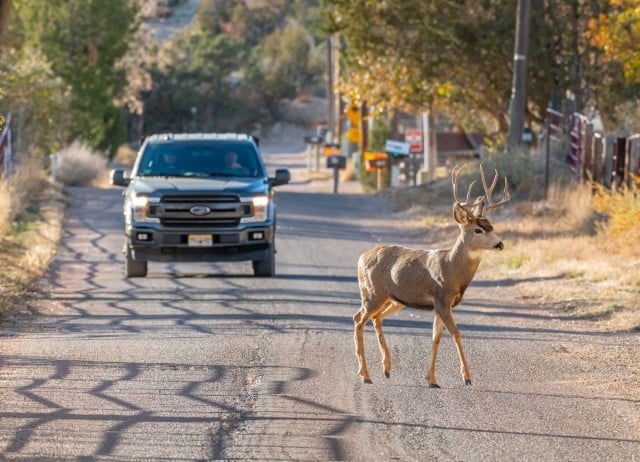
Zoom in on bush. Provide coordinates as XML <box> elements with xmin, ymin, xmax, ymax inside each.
<box><xmin>592</xmin><ymin>176</ymin><xmax>640</xmax><ymax>249</ymax></box>
<box><xmin>54</xmin><ymin>140</ymin><xmax>107</xmax><ymax>186</ymax></box>
<box><xmin>0</xmin><ymin>159</ymin><xmax>49</xmax><ymax>235</ymax></box>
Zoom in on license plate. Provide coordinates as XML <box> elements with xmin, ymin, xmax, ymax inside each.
<box><xmin>188</xmin><ymin>234</ymin><xmax>213</xmax><ymax>247</ymax></box>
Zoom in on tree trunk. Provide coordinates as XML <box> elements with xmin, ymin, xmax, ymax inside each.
<box><xmin>0</xmin><ymin>0</ymin><xmax>10</xmax><ymax>38</ymax></box>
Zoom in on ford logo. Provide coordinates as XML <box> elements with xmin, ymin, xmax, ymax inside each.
<box><xmin>189</xmin><ymin>206</ymin><xmax>211</xmax><ymax>216</ymax></box>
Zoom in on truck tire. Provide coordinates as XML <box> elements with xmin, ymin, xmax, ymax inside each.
<box><xmin>252</xmin><ymin>244</ymin><xmax>275</xmax><ymax>277</ymax></box>
<box><xmin>125</xmin><ymin>246</ymin><xmax>147</xmax><ymax>278</ymax></box>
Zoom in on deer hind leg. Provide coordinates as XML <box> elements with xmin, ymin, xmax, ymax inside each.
<box><xmin>426</xmin><ymin>313</ymin><xmax>445</xmax><ymax>388</ymax></box>
<box><xmin>438</xmin><ymin>309</ymin><xmax>472</xmax><ymax>386</ymax></box>
<box><xmin>354</xmin><ymin>306</ymin><xmax>374</xmax><ymax>384</ymax></box>
<box><xmin>372</xmin><ymin>300</ymin><xmax>404</xmax><ymax>379</ymax></box>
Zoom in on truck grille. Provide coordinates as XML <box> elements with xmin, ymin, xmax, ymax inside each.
<box><xmin>151</xmin><ymin>194</ymin><xmax>252</xmax><ymax>228</ymax></box>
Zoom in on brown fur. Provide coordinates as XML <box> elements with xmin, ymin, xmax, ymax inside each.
<box><xmin>353</xmin><ymin>165</ymin><xmax>510</xmax><ymax>386</ymax></box>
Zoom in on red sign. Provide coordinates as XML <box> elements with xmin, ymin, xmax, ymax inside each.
<box><xmin>405</xmin><ymin>129</ymin><xmax>422</xmax><ymax>153</ymax></box>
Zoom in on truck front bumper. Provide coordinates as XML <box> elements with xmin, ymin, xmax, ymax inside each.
<box><xmin>126</xmin><ymin>224</ymin><xmax>274</xmax><ymax>263</ymax></box>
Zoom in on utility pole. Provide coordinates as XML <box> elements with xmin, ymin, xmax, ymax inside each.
<box><xmin>325</xmin><ymin>34</ymin><xmax>334</xmax><ymax>141</ymax></box>
<box><xmin>0</xmin><ymin>0</ymin><xmax>11</xmax><ymax>38</ymax></box>
<box><xmin>507</xmin><ymin>0</ymin><xmax>531</xmax><ymax>150</ymax></box>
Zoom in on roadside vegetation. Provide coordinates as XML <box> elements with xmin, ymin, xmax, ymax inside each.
<box><xmin>0</xmin><ymin>160</ymin><xmax>65</xmax><ymax>317</ymax></box>
<box><xmin>0</xmin><ymin>0</ymin><xmax>638</xmax><ymax>333</ymax></box>
<box><xmin>387</xmin><ymin>149</ymin><xmax>640</xmax><ymax>332</ymax></box>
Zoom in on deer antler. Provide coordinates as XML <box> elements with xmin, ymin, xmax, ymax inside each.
<box><xmin>479</xmin><ymin>164</ymin><xmax>511</xmax><ymax>214</ymax></box>
<box><xmin>451</xmin><ymin>164</ymin><xmax>476</xmax><ymax>209</ymax></box>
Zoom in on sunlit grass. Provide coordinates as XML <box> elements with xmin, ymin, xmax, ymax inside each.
<box><xmin>0</xmin><ymin>161</ymin><xmax>65</xmax><ymax>314</ymax></box>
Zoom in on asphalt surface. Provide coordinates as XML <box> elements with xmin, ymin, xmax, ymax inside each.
<box><xmin>0</xmin><ymin>146</ymin><xmax>638</xmax><ymax>461</ymax></box>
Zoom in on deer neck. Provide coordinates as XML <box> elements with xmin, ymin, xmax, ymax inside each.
<box><xmin>447</xmin><ymin>232</ymin><xmax>483</xmax><ymax>282</ymax></box>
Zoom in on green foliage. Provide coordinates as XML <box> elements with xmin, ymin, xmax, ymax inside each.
<box><xmin>144</xmin><ymin>0</ymin><xmax>325</xmax><ymax>131</ymax></box>
<box><xmin>13</xmin><ymin>0</ymin><xmax>139</xmax><ymax>156</ymax></box>
<box><xmin>322</xmin><ymin>0</ymin><xmax>638</xmax><ymax>137</ymax></box>
<box><xmin>145</xmin><ymin>27</ymin><xmax>242</xmax><ymax>133</ymax></box>
<box><xmin>244</xmin><ymin>22</ymin><xmax>324</xmax><ymax>118</ymax></box>
<box><xmin>0</xmin><ymin>46</ymin><xmax>71</xmax><ymax>155</ymax></box>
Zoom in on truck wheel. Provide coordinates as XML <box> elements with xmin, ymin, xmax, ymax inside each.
<box><xmin>125</xmin><ymin>246</ymin><xmax>147</xmax><ymax>278</ymax></box>
<box><xmin>252</xmin><ymin>244</ymin><xmax>275</xmax><ymax>277</ymax></box>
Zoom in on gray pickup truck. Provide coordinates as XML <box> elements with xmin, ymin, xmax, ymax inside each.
<box><xmin>110</xmin><ymin>133</ymin><xmax>290</xmax><ymax>277</ymax></box>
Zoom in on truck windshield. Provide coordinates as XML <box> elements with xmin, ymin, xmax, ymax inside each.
<box><xmin>136</xmin><ymin>141</ymin><xmax>266</xmax><ymax>178</ymax></box>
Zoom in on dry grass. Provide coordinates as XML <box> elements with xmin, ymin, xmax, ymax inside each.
<box><xmin>392</xmin><ymin>179</ymin><xmax>640</xmax><ymax>332</ymax></box>
<box><xmin>0</xmin><ymin>162</ymin><xmax>66</xmax><ymax>316</ymax></box>
<box><xmin>484</xmin><ymin>183</ymin><xmax>640</xmax><ymax>331</ymax></box>
<box><xmin>54</xmin><ymin>140</ymin><xmax>108</xmax><ymax>187</ymax></box>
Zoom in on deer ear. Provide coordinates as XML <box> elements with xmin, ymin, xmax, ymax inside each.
<box><xmin>453</xmin><ymin>203</ymin><xmax>473</xmax><ymax>225</ymax></box>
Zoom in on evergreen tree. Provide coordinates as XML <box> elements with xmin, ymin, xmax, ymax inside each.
<box><xmin>15</xmin><ymin>0</ymin><xmax>138</xmax><ymax>155</ymax></box>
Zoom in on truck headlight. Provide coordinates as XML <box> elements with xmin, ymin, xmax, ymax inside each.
<box><xmin>131</xmin><ymin>194</ymin><xmax>160</xmax><ymax>223</ymax></box>
<box><xmin>241</xmin><ymin>195</ymin><xmax>269</xmax><ymax>222</ymax></box>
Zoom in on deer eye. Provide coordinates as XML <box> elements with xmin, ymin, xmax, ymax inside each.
<box><xmin>474</xmin><ymin>228</ymin><xmax>483</xmax><ymax>234</ymax></box>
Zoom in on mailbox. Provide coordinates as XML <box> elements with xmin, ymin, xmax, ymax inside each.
<box><xmin>304</xmin><ymin>135</ymin><xmax>323</xmax><ymax>144</ymax></box>
<box><xmin>364</xmin><ymin>152</ymin><xmax>388</xmax><ymax>172</ymax></box>
<box><xmin>323</xmin><ymin>143</ymin><xmax>341</xmax><ymax>156</ymax></box>
<box><xmin>326</xmin><ymin>155</ymin><xmax>347</xmax><ymax>169</ymax></box>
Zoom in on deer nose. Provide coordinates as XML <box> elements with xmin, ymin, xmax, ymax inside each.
<box><xmin>494</xmin><ymin>242</ymin><xmax>504</xmax><ymax>250</ymax></box>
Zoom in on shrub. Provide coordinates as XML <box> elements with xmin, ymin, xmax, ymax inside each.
<box><xmin>0</xmin><ymin>159</ymin><xmax>49</xmax><ymax>235</ymax></box>
<box><xmin>592</xmin><ymin>176</ymin><xmax>640</xmax><ymax>249</ymax></box>
<box><xmin>54</xmin><ymin>140</ymin><xmax>107</xmax><ymax>186</ymax></box>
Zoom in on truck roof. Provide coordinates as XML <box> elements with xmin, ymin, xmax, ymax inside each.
<box><xmin>146</xmin><ymin>133</ymin><xmax>255</xmax><ymax>142</ymax></box>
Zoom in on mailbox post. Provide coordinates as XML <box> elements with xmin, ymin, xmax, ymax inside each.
<box><xmin>324</xmin><ymin>143</ymin><xmax>345</xmax><ymax>194</ymax></box>
<box><xmin>364</xmin><ymin>151</ymin><xmax>388</xmax><ymax>191</ymax></box>
<box><xmin>385</xmin><ymin>140</ymin><xmax>411</xmax><ymax>188</ymax></box>
<box><xmin>304</xmin><ymin>135</ymin><xmax>324</xmax><ymax>170</ymax></box>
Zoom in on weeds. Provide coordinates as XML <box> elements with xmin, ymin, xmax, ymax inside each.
<box><xmin>592</xmin><ymin>176</ymin><xmax>640</xmax><ymax>250</ymax></box>
<box><xmin>54</xmin><ymin>140</ymin><xmax>107</xmax><ymax>186</ymax></box>
<box><xmin>0</xmin><ymin>159</ymin><xmax>64</xmax><ymax>315</ymax></box>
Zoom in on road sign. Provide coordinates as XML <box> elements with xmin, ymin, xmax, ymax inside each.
<box><xmin>405</xmin><ymin>129</ymin><xmax>422</xmax><ymax>152</ymax></box>
<box><xmin>385</xmin><ymin>139</ymin><xmax>410</xmax><ymax>155</ymax></box>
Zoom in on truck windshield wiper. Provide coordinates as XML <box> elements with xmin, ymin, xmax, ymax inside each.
<box><xmin>208</xmin><ymin>172</ymin><xmax>240</xmax><ymax>177</ymax></box>
<box><xmin>145</xmin><ymin>172</ymin><xmax>187</xmax><ymax>177</ymax></box>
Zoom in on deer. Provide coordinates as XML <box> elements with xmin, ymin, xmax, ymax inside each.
<box><xmin>353</xmin><ymin>164</ymin><xmax>510</xmax><ymax>387</ymax></box>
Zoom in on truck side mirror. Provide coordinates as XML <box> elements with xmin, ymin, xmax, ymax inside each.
<box><xmin>269</xmin><ymin>168</ymin><xmax>290</xmax><ymax>187</ymax></box>
<box><xmin>110</xmin><ymin>169</ymin><xmax>131</xmax><ymax>187</ymax></box>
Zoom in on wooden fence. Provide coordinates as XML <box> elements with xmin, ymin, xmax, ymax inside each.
<box><xmin>546</xmin><ymin>108</ymin><xmax>640</xmax><ymax>189</ymax></box>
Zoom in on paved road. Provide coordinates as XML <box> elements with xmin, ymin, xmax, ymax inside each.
<box><xmin>0</xmin><ymin>148</ymin><xmax>638</xmax><ymax>460</ymax></box>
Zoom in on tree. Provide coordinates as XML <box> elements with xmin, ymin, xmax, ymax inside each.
<box><xmin>0</xmin><ymin>0</ymin><xmax>10</xmax><ymax>37</ymax></box>
<box><xmin>0</xmin><ymin>47</ymin><xmax>71</xmax><ymax>154</ymax></box>
<box><xmin>14</xmin><ymin>0</ymin><xmax>139</xmax><ymax>155</ymax></box>
<box><xmin>588</xmin><ymin>1</ymin><xmax>640</xmax><ymax>85</ymax></box>
<box><xmin>244</xmin><ymin>22</ymin><xmax>324</xmax><ymax>118</ymax></box>
<box><xmin>322</xmin><ymin>0</ymin><xmax>635</xmax><ymax>138</ymax></box>
<box><xmin>144</xmin><ymin>26</ymin><xmax>242</xmax><ymax>133</ymax></box>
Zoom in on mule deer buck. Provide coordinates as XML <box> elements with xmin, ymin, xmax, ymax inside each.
<box><xmin>353</xmin><ymin>164</ymin><xmax>510</xmax><ymax>387</ymax></box>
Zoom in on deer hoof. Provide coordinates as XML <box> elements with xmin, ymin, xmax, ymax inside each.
<box><xmin>363</xmin><ymin>378</ymin><xmax>373</xmax><ymax>384</ymax></box>
<box><xmin>384</xmin><ymin>371</ymin><xmax>390</xmax><ymax>378</ymax></box>
<box><xmin>428</xmin><ymin>383</ymin><xmax>441</xmax><ymax>389</ymax></box>
<box><xmin>464</xmin><ymin>379</ymin><xmax>472</xmax><ymax>385</ymax></box>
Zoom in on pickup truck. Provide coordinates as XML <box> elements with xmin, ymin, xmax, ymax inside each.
<box><xmin>110</xmin><ymin>133</ymin><xmax>290</xmax><ymax>277</ymax></box>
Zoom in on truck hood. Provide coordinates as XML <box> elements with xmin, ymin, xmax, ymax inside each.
<box><xmin>131</xmin><ymin>177</ymin><xmax>269</xmax><ymax>196</ymax></box>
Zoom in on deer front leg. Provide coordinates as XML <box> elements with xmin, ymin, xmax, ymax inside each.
<box><xmin>353</xmin><ymin>309</ymin><xmax>372</xmax><ymax>384</ymax></box>
<box><xmin>427</xmin><ymin>313</ymin><xmax>445</xmax><ymax>388</ymax></box>
<box><xmin>438</xmin><ymin>309</ymin><xmax>472</xmax><ymax>385</ymax></box>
